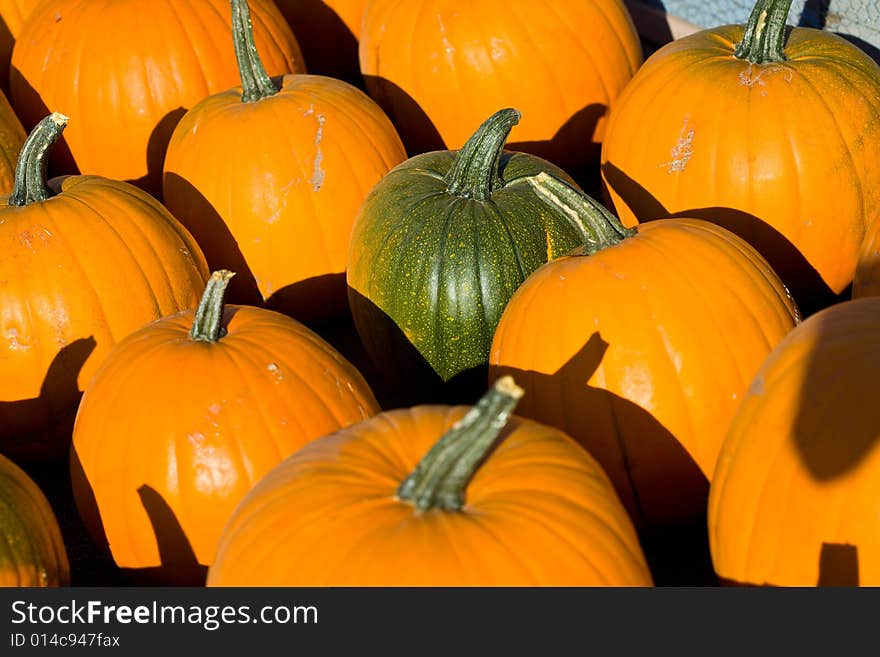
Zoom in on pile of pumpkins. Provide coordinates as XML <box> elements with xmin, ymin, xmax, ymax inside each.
<box><xmin>1</xmin><ymin>0</ymin><xmax>878</xmax><ymax>588</ymax></box>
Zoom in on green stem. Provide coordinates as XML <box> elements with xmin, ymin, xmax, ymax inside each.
<box><xmin>398</xmin><ymin>376</ymin><xmax>524</xmax><ymax>512</ymax></box>
<box><xmin>526</xmin><ymin>172</ymin><xmax>636</xmax><ymax>255</ymax></box>
<box><xmin>445</xmin><ymin>108</ymin><xmax>521</xmax><ymax>201</ymax></box>
<box><xmin>230</xmin><ymin>0</ymin><xmax>277</xmax><ymax>102</ymax></box>
<box><xmin>734</xmin><ymin>0</ymin><xmax>794</xmax><ymax>64</ymax></box>
<box><xmin>190</xmin><ymin>270</ymin><xmax>236</xmax><ymax>342</ymax></box>
<box><xmin>8</xmin><ymin>113</ymin><xmax>68</xmax><ymax>207</ymax></box>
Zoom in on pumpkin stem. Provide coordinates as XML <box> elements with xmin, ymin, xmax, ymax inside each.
<box><xmin>526</xmin><ymin>172</ymin><xmax>636</xmax><ymax>254</ymax></box>
<box><xmin>9</xmin><ymin>113</ymin><xmax>68</xmax><ymax>207</ymax></box>
<box><xmin>230</xmin><ymin>0</ymin><xmax>277</xmax><ymax>103</ymax></box>
<box><xmin>445</xmin><ymin>108</ymin><xmax>521</xmax><ymax>201</ymax></box>
<box><xmin>190</xmin><ymin>270</ymin><xmax>236</xmax><ymax>342</ymax></box>
<box><xmin>397</xmin><ymin>376</ymin><xmax>523</xmax><ymax>511</ymax></box>
<box><xmin>734</xmin><ymin>0</ymin><xmax>794</xmax><ymax>64</ymax></box>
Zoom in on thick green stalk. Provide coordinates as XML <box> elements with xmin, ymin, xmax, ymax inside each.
<box><xmin>230</xmin><ymin>0</ymin><xmax>277</xmax><ymax>102</ymax></box>
<box><xmin>398</xmin><ymin>376</ymin><xmax>524</xmax><ymax>511</ymax></box>
<box><xmin>190</xmin><ymin>270</ymin><xmax>236</xmax><ymax>342</ymax></box>
<box><xmin>735</xmin><ymin>0</ymin><xmax>794</xmax><ymax>64</ymax></box>
<box><xmin>526</xmin><ymin>172</ymin><xmax>636</xmax><ymax>255</ymax></box>
<box><xmin>445</xmin><ymin>108</ymin><xmax>521</xmax><ymax>201</ymax></box>
<box><xmin>8</xmin><ymin>113</ymin><xmax>68</xmax><ymax>207</ymax></box>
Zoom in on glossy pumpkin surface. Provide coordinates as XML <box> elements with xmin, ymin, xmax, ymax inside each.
<box><xmin>709</xmin><ymin>297</ymin><xmax>880</xmax><ymax>586</ymax></box>
<box><xmin>0</xmin><ymin>452</ymin><xmax>69</xmax><ymax>587</ymax></box>
<box><xmin>10</xmin><ymin>0</ymin><xmax>304</xmax><ymax>196</ymax></box>
<box><xmin>601</xmin><ymin>3</ymin><xmax>880</xmax><ymax>312</ymax></box>
<box><xmin>0</xmin><ymin>115</ymin><xmax>209</xmax><ymax>464</ymax></box>
<box><xmin>71</xmin><ymin>272</ymin><xmax>380</xmax><ymax>584</ymax></box>
<box><xmin>207</xmin><ymin>378</ymin><xmax>653</xmax><ymax>586</ymax></box>
<box><xmin>0</xmin><ymin>0</ymin><xmax>39</xmax><ymax>91</ymax></box>
<box><xmin>164</xmin><ymin>0</ymin><xmax>405</xmax><ymax>323</ymax></box>
<box><xmin>359</xmin><ymin>0</ymin><xmax>642</xmax><ymax>176</ymax></box>
<box><xmin>489</xmin><ymin>175</ymin><xmax>799</xmax><ymax>527</ymax></box>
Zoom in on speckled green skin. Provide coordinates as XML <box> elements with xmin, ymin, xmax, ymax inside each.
<box><xmin>347</xmin><ymin>150</ymin><xmax>585</xmax><ymax>391</ymax></box>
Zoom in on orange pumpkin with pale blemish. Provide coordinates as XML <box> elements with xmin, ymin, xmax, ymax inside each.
<box><xmin>71</xmin><ymin>271</ymin><xmax>380</xmax><ymax>585</ymax></box>
<box><xmin>600</xmin><ymin>0</ymin><xmax>880</xmax><ymax>313</ymax></box>
<box><xmin>164</xmin><ymin>0</ymin><xmax>406</xmax><ymax>323</ymax></box>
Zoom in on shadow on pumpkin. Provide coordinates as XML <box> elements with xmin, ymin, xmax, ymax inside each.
<box><xmin>491</xmin><ymin>332</ymin><xmax>716</xmax><ymax>586</ymax></box>
<box><xmin>718</xmin><ymin>542</ymin><xmax>860</xmax><ymax>587</ymax></box>
<box><xmin>507</xmin><ymin>102</ymin><xmax>608</xmax><ymax>192</ymax></box>
<box><xmin>346</xmin><ymin>287</ymin><xmax>492</xmax><ymax>411</ymax></box>
<box><xmin>7</xmin><ymin>72</ymin><xmax>77</xmax><ymax>181</ymax></box>
<box><xmin>274</xmin><ymin>0</ymin><xmax>363</xmax><ymax>88</ymax></box>
<box><xmin>0</xmin><ymin>15</ymin><xmax>13</xmax><ymax>95</ymax></box>
<box><xmin>601</xmin><ymin>162</ymin><xmax>847</xmax><ymax>318</ymax></box>
<box><xmin>128</xmin><ymin>106</ymin><xmax>188</xmax><ymax>200</ymax></box>
<box><xmin>0</xmin><ymin>336</ymin><xmax>96</xmax><ymax>465</ymax></box>
<box><xmin>361</xmin><ymin>75</ymin><xmax>445</xmax><ymax>158</ymax></box>
<box><xmin>265</xmin><ymin>272</ymin><xmax>351</xmax><ymax>328</ymax></box>
<box><xmin>162</xmin><ymin>173</ymin><xmax>264</xmax><ymax>308</ymax></box>
<box><xmin>68</xmin><ymin>452</ymin><xmax>207</xmax><ymax>586</ymax></box>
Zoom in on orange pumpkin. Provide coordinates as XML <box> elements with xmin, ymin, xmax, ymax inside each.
<box><xmin>207</xmin><ymin>376</ymin><xmax>653</xmax><ymax>586</ymax></box>
<box><xmin>275</xmin><ymin>0</ymin><xmax>367</xmax><ymax>84</ymax></box>
<box><xmin>0</xmin><ymin>114</ymin><xmax>209</xmax><ymax>464</ymax></box>
<box><xmin>0</xmin><ymin>452</ymin><xmax>69</xmax><ymax>587</ymax></box>
<box><xmin>709</xmin><ymin>296</ymin><xmax>880</xmax><ymax>586</ymax></box>
<box><xmin>852</xmin><ymin>221</ymin><xmax>880</xmax><ymax>299</ymax></box>
<box><xmin>0</xmin><ymin>0</ymin><xmax>38</xmax><ymax>92</ymax></box>
<box><xmin>71</xmin><ymin>270</ymin><xmax>380</xmax><ymax>585</ymax></box>
<box><xmin>359</xmin><ymin>0</ymin><xmax>642</xmax><ymax>177</ymax></box>
<box><xmin>164</xmin><ymin>0</ymin><xmax>405</xmax><ymax>323</ymax></box>
<box><xmin>600</xmin><ymin>0</ymin><xmax>880</xmax><ymax>314</ymax></box>
<box><xmin>0</xmin><ymin>90</ymin><xmax>25</xmax><ymax>193</ymax></box>
<box><xmin>489</xmin><ymin>174</ymin><xmax>799</xmax><ymax>527</ymax></box>
<box><xmin>10</xmin><ymin>0</ymin><xmax>304</xmax><ymax>197</ymax></box>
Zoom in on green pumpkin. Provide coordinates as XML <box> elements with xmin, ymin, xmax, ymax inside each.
<box><xmin>0</xmin><ymin>453</ymin><xmax>69</xmax><ymax>586</ymax></box>
<box><xmin>347</xmin><ymin>108</ymin><xmax>586</xmax><ymax>402</ymax></box>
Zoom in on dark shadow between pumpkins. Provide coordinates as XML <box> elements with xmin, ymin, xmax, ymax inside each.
<box><xmin>491</xmin><ymin>331</ymin><xmax>715</xmax><ymax>586</ymax></box>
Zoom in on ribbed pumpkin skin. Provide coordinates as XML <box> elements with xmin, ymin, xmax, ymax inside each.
<box><xmin>207</xmin><ymin>405</ymin><xmax>653</xmax><ymax>586</ymax></box>
<box><xmin>0</xmin><ymin>175</ymin><xmax>210</xmax><ymax>464</ymax></box>
<box><xmin>709</xmin><ymin>298</ymin><xmax>880</xmax><ymax>586</ymax></box>
<box><xmin>275</xmin><ymin>0</ymin><xmax>367</xmax><ymax>83</ymax></box>
<box><xmin>9</xmin><ymin>0</ymin><xmax>304</xmax><ymax>196</ymax></box>
<box><xmin>0</xmin><ymin>453</ymin><xmax>69</xmax><ymax>586</ymax></box>
<box><xmin>0</xmin><ymin>91</ymin><xmax>25</xmax><ymax>193</ymax></box>
<box><xmin>164</xmin><ymin>75</ymin><xmax>406</xmax><ymax>323</ymax></box>
<box><xmin>853</xmin><ymin>221</ymin><xmax>880</xmax><ymax>299</ymax></box>
<box><xmin>0</xmin><ymin>0</ymin><xmax>38</xmax><ymax>92</ymax></box>
<box><xmin>359</xmin><ymin>0</ymin><xmax>642</xmax><ymax>172</ymax></box>
<box><xmin>347</xmin><ymin>152</ymin><xmax>585</xmax><ymax>393</ymax></box>
<box><xmin>601</xmin><ymin>26</ymin><xmax>880</xmax><ymax>307</ymax></box>
<box><xmin>489</xmin><ymin>219</ymin><xmax>799</xmax><ymax>527</ymax></box>
<box><xmin>71</xmin><ymin>305</ymin><xmax>380</xmax><ymax>583</ymax></box>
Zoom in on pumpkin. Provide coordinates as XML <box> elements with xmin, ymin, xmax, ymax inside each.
<box><xmin>0</xmin><ymin>452</ymin><xmax>69</xmax><ymax>586</ymax></box>
<box><xmin>71</xmin><ymin>270</ymin><xmax>380</xmax><ymax>585</ymax></box>
<box><xmin>0</xmin><ymin>90</ymin><xmax>25</xmax><ymax>193</ymax></box>
<box><xmin>0</xmin><ymin>0</ymin><xmax>38</xmax><ymax>93</ymax></box>
<box><xmin>600</xmin><ymin>0</ymin><xmax>880</xmax><ymax>315</ymax></box>
<box><xmin>359</xmin><ymin>0</ymin><xmax>642</xmax><ymax>178</ymax></box>
<box><xmin>709</xmin><ymin>296</ymin><xmax>880</xmax><ymax>586</ymax></box>
<box><xmin>9</xmin><ymin>0</ymin><xmax>304</xmax><ymax>198</ymax></box>
<box><xmin>489</xmin><ymin>173</ymin><xmax>799</xmax><ymax>527</ymax></box>
<box><xmin>275</xmin><ymin>0</ymin><xmax>367</xmax><ymax>85</ymax></box>
<box><xmin>852</xmin><ymin>221</ymin><xmax>880</xmax><ymax>299</ymax></box>
<box><xmin>0</xmin><ymin>114</ymin><xmax>210</xmax><ymax>464</ymax></box>
<box><xmin>207</xmin><ymin>376</ymin><xmax>653</xmax><ymax>586</ymax></box>
<box><xmin>347</xmin><ymin>108</ymin><xmax>590</xmax><ymax>405</ymax></box>
<box><xmin>163</xmin><ymin>0</ymin><xmax>406</xmax><ymax>323</ymax></box>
